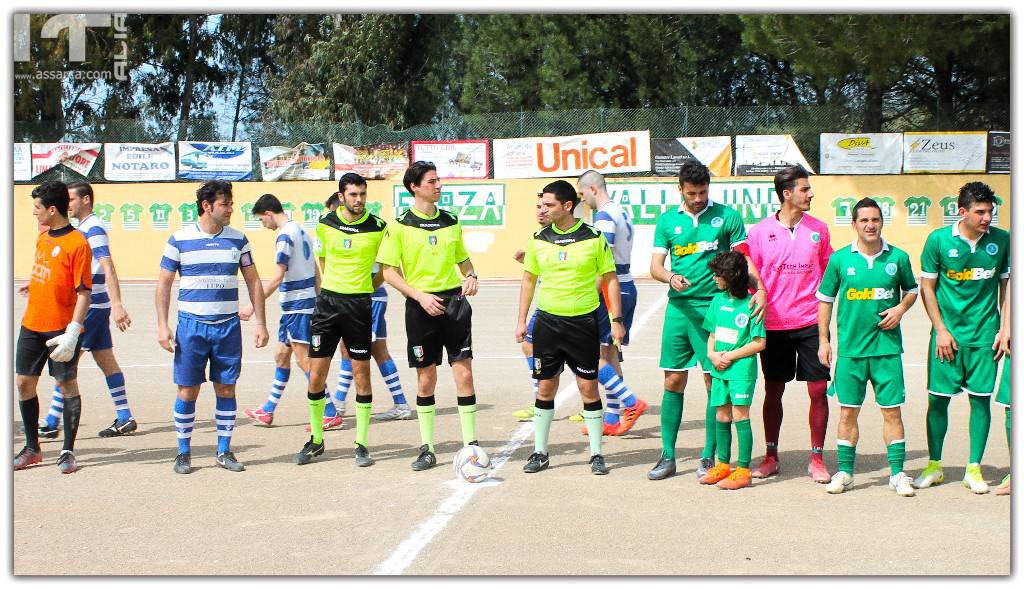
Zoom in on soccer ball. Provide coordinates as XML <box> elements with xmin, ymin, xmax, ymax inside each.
<box><xmin>454</xmin><ymin>445</ymin><xmax>491</xmax><ymax>483</ymax></box>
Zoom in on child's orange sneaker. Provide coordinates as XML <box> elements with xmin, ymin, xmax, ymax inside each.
<box><xmin>717</xmin><ymin>466</ymin><xmax>752</xmax><ymax>490</ymax></box>
<box><xmin>699</xmin><ymin>462</ymin><xmax>731</xmax><ymax>484</ymax></box>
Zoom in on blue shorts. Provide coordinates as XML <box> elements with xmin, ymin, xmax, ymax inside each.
<box><xmin>371</xmin><ymin>299</ymin><xmax>388</xmax><ymax>341</ymax></box>
<box><xmin>524</xmin><ymin>309</ymin><xmax>539</xmax><ymax>344</ymax></box>
<box><xmin>278</xmin><ymin>312</ymin><xmax>312</xmax><ymax>346</ymax></box>
<box><xmin>81</xmin><ymin>307</ymin><xmax>112</xmax><ymax>351</ymax></box>
<box><xmin>596</xmin><ymin>280</ymin><xmax>637</xmax><ymax>346</ymax></box>
<box><xmin>173</xmin><ymin>315</ymin><xmax>242</xmax><ymax>386</ymax></box>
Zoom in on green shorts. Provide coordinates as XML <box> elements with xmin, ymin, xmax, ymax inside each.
<box><xmin>995</xmin><ymin>357</ymin><xmax>1010</xmax><ymax>407</ymax></box>
<box><xmin>927</xmin><ymin>334</ymin><xmax>997</xmax><ymax>397</ymax></box>
<box><xmin>659</xmin><ymin>297</ymin><xmax>711</xmax><ymax>372</ymax></box>
<box><xmin>710</xmin><ymin>377</ymin><xmax>756</xmax><ymax>407</ymax></box>
<box><xmin>827</xmin><ymin>355</ymin><xmax>905</xmax><ymax>408</ymax></box>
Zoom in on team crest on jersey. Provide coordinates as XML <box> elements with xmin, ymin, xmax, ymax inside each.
<box><xmin>885</xmin><ymin>262</ymin><xmax>898</xmax><ymax>276</ymax></box>
<box><xmin>674</xmin><ymin>227</ymin><xmax>682</xmax><ymax>235</ymax></box>
<box><xmin>735</xmin><ymin>314</ymin><xmax>749</xmax><ymax>328</ymax></box>
<box><xmin>428</xmin><ymin>235</ymin><xmax>438</xmax><ymax>246</ymax></box>
<box><xmin>413</xmin><ymin>345</ymin><xmax>424</xmax><ymax>359</ymax></box>
<box><xmin>343</xmin><ymin>239</ymin><xmax>352</xmax><ymax>249</ymax></box>
<box><xmin>534</xmin><ymin>358</ymin><xmax>541</xmax><ymax>371</ymax></box>
<box><xmin>948</xmin><ymin>248</ymin><xmax>959</xmax><ymax>258</ymax></box>
<box><xmin>230</xmin><ymin>247</ymin><xmax>240</xmax><ymax>263</ymax></box>
<box><xmin>847</xmin><ymin>267</ymin><xmax>856</xmax><ymax>276</ymax></box>
<box><xmin>986</xmin><ymin>243</ymin><xmax>999</xmax><ymax>256</ymax></box>
<box><xmin>711</xmin><ymin>217</ymin><xmax>723</xmax><ymax>228</ymax></box>
<box><xmin>51</xmin><ymin>245</ymin><xmax>61</xmax><ymax>257</ymax></box>
<box><xmin>558</xmin><ymin>251</ymin><xmax>568</xmax><ymax>262</ymax></box>
<box><xmin>810</xmin><ymin>232</ymin><xmax>821</xmax><ymax>243</ymax></box>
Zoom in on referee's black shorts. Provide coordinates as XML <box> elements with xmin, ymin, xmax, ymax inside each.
<box><xmin>532</xmin><ymin>309</ymin><xmax>600</xmax><ymax>381</ymax></box>
<box><xmin>759</xmin><ymin>324</ymin><xmax>831</xmax><ymax>383</ymax></box>
<box><xmin>405</xmin><ymin>287</ymin><xmax>473</xmax><ymax>368</ymax></box>
<box><xmin>309</xmin><ymin>290</ymin><xmax>372</xmax><ymax>360</ymax></box>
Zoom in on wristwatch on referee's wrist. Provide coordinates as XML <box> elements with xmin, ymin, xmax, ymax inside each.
<box><xmin>611</xmin><ymin>316</ymin><xmax>624</xmax><ymax>323</ymax></box>
<box><xmin>466</xmin><ymin>271</ymin><xmax>478</xmax><ymax>279</ymax></box>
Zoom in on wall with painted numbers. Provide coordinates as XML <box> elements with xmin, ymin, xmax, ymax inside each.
<box><xmin>13</xmin><ymin>175</ymin><xmax>1010</xmax><ymax>280</ymax></box>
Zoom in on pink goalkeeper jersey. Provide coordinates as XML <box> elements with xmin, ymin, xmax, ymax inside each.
<box><xmin>748</xmin><ymin>212</ymin><xmax>833</xmax><ymax>331</ymax></box>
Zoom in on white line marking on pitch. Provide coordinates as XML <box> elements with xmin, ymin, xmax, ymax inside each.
<box><xmin>374</xmin><ymin>294</ymin><xmax>668</xmax><ymax>576</ymax></box>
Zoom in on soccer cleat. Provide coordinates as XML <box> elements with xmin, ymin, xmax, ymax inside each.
<box><xmin>717</xmin><ymin>467</ymin><xmax>752</xmax><ymax>490</ymax></box>
<box><xmin>581</xmin><ymin>421</ymin><xmax>619</xmax><ymax>436</ymax></box>
<box><xmin>523</xmin><ymin>451</ymin><xmax>550</xmax><ymax>473</ymax></box>
<box><xmin>13</xmin><ymin>446</ymin><xmax>43</xmax><ymax>470</ymax></box>
<box><xmin>244</xmin><ymin>407</ymin><xmax>274</xmax><ymax>426</ymax></box>
<box><xmin>889</xmin><ymin>472</ymin><xmax>916</xmax><ymax>497</ymax></box>
<box><xmin>751</xmin><ymin>456</ymin><xmax>780</xmax><ymax>479</ymax></box>
<box><xmin>98</xmin><ymin>418</ymin><xmax>138</xmax><ymax>437</ymax></box>
<box><xmin>172</xmin><ymin>452</ymin><xmax>192</xmax><ymax>475</ymax></box>
<box><xmin>994</xmin><ymin>474</ymin><xmax>1010</xmax><ymax>496</ymax></box>
<box><xmin>411</xmin><ymin>445</ymin><xmax>437</xmax><ymax>471</ymax></box>
<box><xmin>808</xmin><ymin>454</ymin><xmax>831</xmax><ymax>483</ymax></box>
<box><xmin>962</xmin><ymin>464</ymin><xmax>989</xmax><ymax>494</ymax></box>
<box><xmin>613</xmin><ymin>398</ymin><xmax>649</xmax><ymax>435</ymax></box>
<box><xmin>354</xmin><ymin>443</ymin><xmax>375</xmax><ymax>467</ymax></box>
<box><xmin>647</xmin><ymin>455</ymin><xmax>677</xmax><ymax>480</ymax></box>
<box><xmin>700</xmin><ymin>462</ymin><xmax>732</xmax><ymax>485</ymax></box>
<box><xmin>913</xmin><ymin>461</ymin><xmax>944</xmax><ymax>489</ymax></box>
<box><xmin>568</xmin><ymin>413</ymin><xmax>584</xmax><ymax>423</ymax></box>
<box><xmin>56</xmin><ymin>450</ymin><xmax>78</xmax><ymax>474</ymax></box>
<box><xmin>826</xmin><ymin>471</ymin><xmax>854</xmax><ymax>494</ymax></box>
<box><xmin>590</xmin><ymin>454</ymin><xmax>609</xmax><ymax>475</ymax></box>
<box><xmin>512</xmin><ymin>406</ymin><xmax>535</xmax><ymax>421</ymax></box>
<box><xmin>38</xmin><ymin>422</ymin><xmax>60</xmax><ymax>440</ymax></box>
<box><xmin>216</xmin><ymin>452</ymin><xmax>245</xmax><ymax>472</ymax></box>
<box><xmin>305</xmin><ymin>414</ymin><xmax>344</xmax><ymax>432</ymax></box>
<box><xmin>374</xmin><ymin>403</ymin><xmax>413</xmax><ymax>421</ymax></box>
<box><xmin>695</xmin><ymin>456</ymin><xmax>714</xmax><ymax>479</ymax></box>
<box><xmin>294</xmin><ymin>437</ymin><xmax>325</xmax><ymax>465</ymax></box>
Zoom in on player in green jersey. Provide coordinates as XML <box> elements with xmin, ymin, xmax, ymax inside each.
<box><xmin>993</xmin><ymin>285</ymin><xmax>1010</xmax><ymax>496</ymax></box>
<box><xmin>816</xmin><ymin>198</ymin><xmax>919</xmax><ymax>497</ymax></box>
<box><xmin>377</xmin><ymin>161</ymin><xmax>481</xmax><ymax>471</ymax></box>
<box><xmin>915</xmin><ymin>182</ymin><xmax>1009</xmax><ymax>494</ymax></box>
<box><xmin>647</xmin><ymin>162</ymin><xmax>766</xmax><ymax>481</ymax></box>
<box><xmin>516</xmin><ymin>180</ymin><xmax>624</xmax><ymax>475</ymax></box>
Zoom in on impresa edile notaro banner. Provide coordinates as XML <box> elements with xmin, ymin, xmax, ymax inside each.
<box><xmin>492</xmin><ymin>130</ymin><xmax>651</xmax><ymax>179</ymax></box>
<box><xmin>259</xmin><ymin>143</ymin><xmax>331</xmax><ymax>181</ymax></box>
<box><xmin>650</xmin><ymin>136</ymin><xmax>732</xmax><ymax>177</ymax></box>
<box><xmin>332</xmin><ymin>143</ymin><xmax>409</xmax><ymax>180</ymax></box>
<box><xmin>819</xmin><ymin>133</ymin><xmax>902</xmax><ymax>174</ymax></box>
<box><xmin>734</xmin><ymin>134</ymin><xmax>814</xmax><ymax>176</ymax></box>
<box><xmin>902</xmin><ymin>132</ymin><xmax>987</xmax><ymax>173</ymax></box>
<box><xmin>177</xmin><ymin>141</ymin><xmax>253</xmax><ymax>181</ymax></box>
<box><xmin>409</xmin><ymin>140</ymin><xmax>490</xmax><ymax>179</ymax></box>
<box><xmin>31</xmin><ymin>143</ymin><xmax>101</xmax><ymax>178</ymax></box>
<box><xmin>104</xmin><ymin>142</ymin><xmax>176</xmax><ymax>181</ymax></box>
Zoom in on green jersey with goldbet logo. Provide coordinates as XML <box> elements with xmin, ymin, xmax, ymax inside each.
<box><xmin>376</xmin><ymin>206</ymin><xmax>470</xmax><ymax>293</ymax></box>
<box><xmin>316</xmin><ymin>209</ymin><xmax>386</xmax><ymax>294</ymax></box>
<box><xmin>652</xmin><ymin>201</ymin><xmax>746</xmax><ymax>301</ymax></box>
<box><xmin>701</xmin><ymin>291</ymin><xmax>766</xmax><ymax>380</ymax></box>
<box><xmin>524</xmin><ymin>219</ymin><xmax>616</xmax><ymax>317</ymax></box>
<box><xmin>817</xmin><ymin>241</ymin><xmax>919</xmax><ymax>358</ymax></box>
<box><xmin>920</xmin><ymin>221</ymin><xmax>1009</xmax><ymax>346</ymax></box>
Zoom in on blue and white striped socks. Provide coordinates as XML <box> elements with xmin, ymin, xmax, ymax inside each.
<box><xmin>215</xmin><ymin>396</ymin><xmax>237</xmax><ymax>455</ymax></box>
<box><xmin>45</xmin><ymin>385</ymin><xmax>64</xmax><ymax>428</ymax></box>
<box><xmin>174</xmin><ymin>398</ymin><xmax>196</xmax><ymax>455</ymax></box>
<box><xmin>106</xmin><ymin>372</ymin><xmax>132</xmax><ymax>422</ymax></box>
<box><xmin>263</xmin><ymin>367</ymin><xmax>290</xmax><ymax>413</ymax></box>
<box><xmin>598</xmin><ymin>364</ymin><xmax>635</xmax><ymax>425</ymax></box>
<box><xmin>379</xmin><ymin>359</ymin><xmax>407</xmax><ymax>405</ymax></box>
<box><xmin>335</xmin><ymin>358</ymin><xmax>353</xmax><ymax>405</ymax></box>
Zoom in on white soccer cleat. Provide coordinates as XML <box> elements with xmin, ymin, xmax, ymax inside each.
<box><xmin>375</xmin><ymin>403</ymin><xmax>413</xmax><ymax>421</ymax></box>
<box><xmin>825</xmin><ymin>471</ymin><xmax>854</xmax><ymax>494</ymax></box>
<box><xmin>889</xmin><ymin>472</ymin><xmax>916</xmax><ymax>497</ymax></box>
<box><xmin>962</xmin><ymin>464</ymin><xmax>989</xmax><ymax>494</ymax></box>
<box><xmin>913</xmin><ymin>461</ymin><xmax>944</xmax><ymax>489</ymax></box>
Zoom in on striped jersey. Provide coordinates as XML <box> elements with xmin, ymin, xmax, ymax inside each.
<box><xmin>276</xmin><ymin>220</ymin><xmax>317</xmax><ymax>314</ymax></box>
<box><xmin>160</xmin><ymin>223</ymin><xmax>253</xmax><ymax>323</ymax></box>
<box><xmin>593</xmin><ymin>200</ymin><xmax>634</xmax><ymax>282</ymax></box>
<box><xmin>76</xmin><ymin>214</ymin><xmax>112</xmax><ymax>309</ymax></box>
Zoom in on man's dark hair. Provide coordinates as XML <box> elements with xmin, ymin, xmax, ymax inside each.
<box><xmin>852</xmin><ymin>197</ymin><xmax>883</xmax><ymax>223</ymax></box>
<box><xmin>338</xmin><ymin>172</ymin><xmax>368</xmax><ymax>195</ymax></box>
<box><xmin>958</xmin><ymin>181</ymin><xmax>997</xmax><ymax>211</ymax></box>
<box><xmin>708</xmin><ymin>251</ymin><xmax>750</xmax><ymax>300</ymax></box>
<box><xmin>252</xmin><ymin>193</ymin><xmax>284</xmax><ymax>215</ymax></box>
<box><xmin>325</xmin><ymin>192</ymin><xmax>341</xmax><ymax>209</ymax></box>
<box><xmin>403</xmin><ymin>161</ymin><xmax>437</xmax><ymax>193</ymax></box>
<box><xmin>774</xmin><ymin>165</ymin><xmax>810</xmax><ymax>203</ymax></box>
<box><xmin>31</xmin><ymin>181</ymin><xmax>70</xmax><ymax>218</ymax></box>
<box><xmin>678</xmin><ymin>161</ymin><xmax>711</xmax><ymax>187</ymax></box>
<box><xmin>196</xmin><ymin>180</ymin><xmax>232</xmax><ymax>216</ymax></box>
<box><xmin>542</xmin><ymin>180</ymin><xmax>579</xmax><ymax>213</ymax></box>
<box><xmin>67</xmin><ymin>180</ymin><xmax>94</xmax><ymax>204</ymax></box>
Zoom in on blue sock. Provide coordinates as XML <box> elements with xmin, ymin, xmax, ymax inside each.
<box><xmin>263</xmin><ymin>367</ymin><xmax>290</xmax><ymax>413</ymax></box>
<box><xmin>105</xmin><ymin>372</ymin><xmax>133</xmax><ymax>421</ymax></box>
<box><xmin>598</xmin><ymin>364</ymin><xmax>623</xmax><ymax>424</ymax></box>
<box><xmin>323</xmin><ymin>396</ymin><xmax>338</xmax><ymax>417</ymax></box>
<box><xmin>215</xmin><ymin>396</ymin><xmax>237</xmax><ymax>455</ymax></box>
<box><xmin>379</xmin><ymin>359</ymin><xmax>407</xmax><ymax>405</ymax></box>
<box><xmin>598</xmin><ymin>363</ymin><xmax>636</xmax><ymax>410</ymax></box>
<box><xmin>46</xmin><ymin>385</ymin><xmax>64</xmax><ymax>428</ymax></box>
<box><xmin>174</xmin><ymin>398</ymin><xmax>196</xmax><ymax>455</ymax></box>
<box><xmin>604</xmin><ymin>398</ymin><xmax>622</xmax><ymax>425</ymax></box>
<box><xmin>335</xmin><ymin>358</ymin><xmax>353</xmax><ymax>404</ymax></box>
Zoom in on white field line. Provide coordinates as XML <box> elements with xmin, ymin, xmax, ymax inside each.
<box><xmin>374</xmin><ymin>294</ymin><xmax>669</xmax><ymax>576</ymax></box>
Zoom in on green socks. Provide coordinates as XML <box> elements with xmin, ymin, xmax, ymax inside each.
<box><xmin>735</xmin><ymin>419</ymin><xmax>753</xmax><ymax>468</ymax></box>
<box><xmin>355</xmin><ymin>396</ymin><xmax>372</xmax><ymax>448</ymax></box>
<box><xmin>887</xmin><ymin>440</ymin><xmax>906</xmax><ymax>476</ymax></box>
<box><xmin>1006</xmin><ymin>409</ymin><xmax>1012</xmax><ymax>454</ymax></box>
<box><xmin>968</xmin><ymin>394</ymin><xmax>991</xmax><ymax>464</ymax></box>
<box><xmin>457</xmin><ymin>395</ymin><xmax>478</xmax><ymax>445</ymax></box>
<box><xmin>533</xmin><ymin>404</ymin><xmax>555</xmax><ymax>454</ymax></box>
<box><xmin>583</xmin><ymin>407</ymin><xmax>603</xmax><ymax>457</ymax></box>
<box><xmin>308</xmin><ymin>390</ymin><xmax>326</xmax><ymax>445</ymax></box>
<box><xmin>926</xmin><ymin>393</ymin><xmax>950</xmax><ymax>461</ymax></box>
<box><xmin>715</xmin><ymin>419</ymin><xmax>732</xmax><ymax>464</ymax></box>
<box><xmin>701</xmin><ymin>396</ymin><xmax>717</xmax><ymax>460</ymax></box>
<box><xmin>660</xmin><ymin>390</ymin><xmax>684</xmax><ymax>460</ymax></box>
<box><xmin>837</xmin><ymin>439</ymin><xmax>856</xmax><ymax>475</ymax></box>
<box><xmin>416</xmin><ymin>396</ymin><xmax>436</xmax><ymax>452</ymax></box>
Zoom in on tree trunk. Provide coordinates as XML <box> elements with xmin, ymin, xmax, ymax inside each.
<box><xmin>862</xmin><ymin>82</ymin><xmax>884</xmax><ymax>132</ymax></box>
<box><xmin>231</xmin><ymin>65</ymin><xmax>247</xmax><ymax>141</ymax></box>
<box><xmin>177</xmin><ymin>16</ymin><xmax>199</xmax><ymax>142</ymax></box>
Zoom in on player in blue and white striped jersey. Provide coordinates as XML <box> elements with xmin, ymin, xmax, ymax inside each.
<box><xmin>241</xmin><ymin>194</ymin><xmax>322</xmax><ymax>426</ymax></box>
<box><xmin>38</xmin><ymin>181</ymin><xmax>139</xmax><ymax>440</ymax></box>
<box><xmin>156</xmin><ymin>181</ymin><xmax>269</xmax><ymax>474</ymax></box>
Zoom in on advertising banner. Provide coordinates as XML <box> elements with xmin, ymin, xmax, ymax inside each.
<box><xmin>409</xmin><ymin>140</ymin><xmax>490</xmax><ymax>179</ymax></box>
<box><xmin>492</xmin><ymin>130</ymin><xmax>651</xmax><ymax>179</ymax></box>
<box><xmin>987</xmin><ymin>131</ymin><xmax>1010</xmax><ymax>174</ymax></box>
<box><xmin>103</xmin><ymin>142</ymin><xmax>176</xmax><ymax>181</ymax></box>
<box><xmin>177</xmin><ymin>141</ymin><xmax>253</xmax><ymax>180</ymax></box>
<box><xmin>819</xmin><ymin>133</ymin><xmax>902</xmax><ymax>174</ymax></box>
<box><xmin>902</xmin><ymin>131</ymin><xmax>987</xmax><ymax>173</ymax></box>
<box><xmin>651</xmin><ymin>136</ymin><xmax>732</xmax><ymax>177</ymax></box>
<box><xmin>30</xmin><ymin>143</ymin><xmax>101</xmax><ymax>177</ymax></box>
<box><xmin>258</xmin><ymin>142</ymin><xmax>331</xmax><ymax>181</ymax></box>
<box><xmin>332</xmin><ymin>142</ymin><xmax>409</xmax><ymax>180</ymax></box>
<box><xmin>734</xmin><ymin>135</ymin><xmax>814</xmax><ymax>176</ymax></box>
<box><xmin>605</xmin><ymin>180</ymin><xmax>778</xmax><ymax>227</ymax></box>
<box><xmin>15</xmin><ymin>143</ymin><xmax>32</xmax><ymax>181</ymax></box>
<box><xmin>392</xmin><ymin>184</ymin><xmax>506</xmax><ymax>227</ymax></box>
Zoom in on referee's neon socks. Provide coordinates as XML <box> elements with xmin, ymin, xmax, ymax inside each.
<box><xmin>532</xmin><ymin>399</ymin><xmax>555</xmax><ymax>454</ymax></box>
<box><xmin>416</xmin><ymin>396</ymin><xmax>436</xmax><ymax>452</ymax></box>
<box><xmin>457</xmin><ymin>395</ymin><xmax>477</xmax><ymax>445</ymax></box>
<box><xmin>308</xmin><ymin>390</ymin><xmax>326</xmax><ymax>445</ymax></box>
<box><xmin>582</xmin><ymin>404</ymin><xmax>603</xmax><ymax>457</ymax></box>
<box><xmin>355</xmin><ymin>395</ymin><xmax>372</xmax><ymax>448</ymax></box>
<box><xmin>660</xmin><ymin>390</ymin><xmax>684</xmax><ymax>460</ymax></box>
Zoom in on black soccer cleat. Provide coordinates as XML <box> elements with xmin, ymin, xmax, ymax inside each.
<box><xmin>523</xmin><ymin>451</ymin><xmax>550</xmax><ymax>474</ymax></box>
<box><xmin>647</xmin><ymin>455</ymin><xmax>677</xmax><ymax>480</ymax></box>
<box><xmin>98</xmin><ymin>418</ymin><xmax>138</xmax><ymax>438</ymax></box>
<box><xmin>411</xmin><ymin>445</ymin><xmax>437</xmax><ymax>471</ymax></box>
<box><xmin>294</xmin><ymin>437</ymin><xmax>325</xmax><ymax>466</ymax></box>
<box><xmin>354</xmin><ymin>443</ymin><xmax>375</xmax><ymax>467</ymax></box>
<box><xmin>173</xmin><ymin>452</ymin><xmax>192</xmax><ymax>475</ymax></box>
<box><xmin>590</xmin><ymin>454</ymin><xmax>609</xmax><ymax>475</ymax></box>
<box><xmin>216</xmin><ymin>452</ymin><xmax>245</xmax><ymax>472</ymax></box>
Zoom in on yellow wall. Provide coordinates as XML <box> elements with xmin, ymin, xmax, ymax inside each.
<box><xmin>12</xmin><ymin>175</ymin><xmax>1010</xmax><ymax>280</ymax></box>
